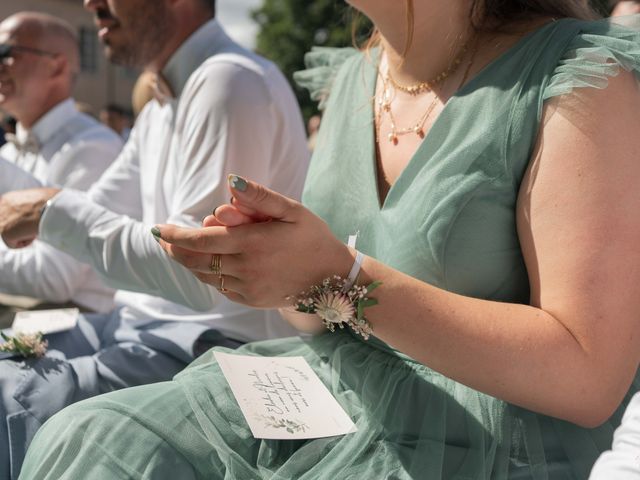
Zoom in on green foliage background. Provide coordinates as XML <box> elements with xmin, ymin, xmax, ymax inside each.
<box><xmin>252</xmin><ymin>0</ymin><xmax>614</xmax><ymax>123</ymax></box>
<box><xmin>251</xmin><ymin>1</ymin><xmax>371</xmax><ymax>122</ymax></box>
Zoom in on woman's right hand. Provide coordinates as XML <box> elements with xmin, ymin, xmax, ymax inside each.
<box><xmin>154</xmin><ymin>175</ymin><xmax>355</xmax><ymax>309</ymax></box>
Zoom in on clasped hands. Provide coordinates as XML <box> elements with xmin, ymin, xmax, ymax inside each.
<box><xmin>154</xmin><ymin>176</ymin><xmax>355</xmax><ymax>309</ymax></box>
<box><xmin>0</xmin><ymin>187</ymin><xmax>59</xmax><ymax>248</ymax></box>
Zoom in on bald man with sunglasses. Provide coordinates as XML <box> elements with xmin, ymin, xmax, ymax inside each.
<box><xmin>0</xmin><ymin>12</ymin><xmax>122</xmax><ymax>313</ymax></box>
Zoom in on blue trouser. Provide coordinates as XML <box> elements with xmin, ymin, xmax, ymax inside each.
<box><xmin>0</xmin><ymin>307</ymin><xmax>242</xmax><ymax>480</ymax></box>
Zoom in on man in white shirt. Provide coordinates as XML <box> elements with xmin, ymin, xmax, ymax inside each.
<box><xmin>0</xmin><ymin>156</ymin><xmax>41</xmax><ymax>194</ymax></box>
<box><xmin>0</xmin><ymin>13</ymin><xmax>122</xmax><ymax>313</ymax></box>
<box><xmin>0</xmin><ymin>0</ymin><xmax>309</xmax><ymax>477</ymax></box>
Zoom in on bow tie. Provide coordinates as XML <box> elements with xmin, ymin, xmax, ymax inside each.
<box><xmin>4</xmin><ymin>132</ymin><xmax>40</xmax><ymax>155</ymax></box>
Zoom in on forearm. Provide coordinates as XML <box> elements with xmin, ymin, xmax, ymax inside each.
<box><xmin>357</xmin><ymin>256</ymin><xmax>624</xmax><ymax>426</ymax></box>
<box><xmin>40</xmin><ymin>190</ymin><xmax>220</xmax><ymax>311</ymax></box>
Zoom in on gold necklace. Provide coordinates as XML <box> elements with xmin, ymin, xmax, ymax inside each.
<box><xmin>376</xmin><ymin>79</ymin><xmax>438</xmax><ymax>145</ymax></box>
<box><xmin>376</xmin><ymin>37</ymin><xmax>478</xmax><ymax>145</ymax></box>
<box><xmin>386</xmin><ymin>41</ymin><xmax>470</xmax><ymax>95</ymax></box>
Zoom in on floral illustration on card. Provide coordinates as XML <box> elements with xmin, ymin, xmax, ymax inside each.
<box><xmin>256</xmin><ymin>415</ymin><xmax>309</xmax><ymax>434</ymax></box>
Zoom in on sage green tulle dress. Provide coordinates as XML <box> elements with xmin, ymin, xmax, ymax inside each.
<box><xmin>19</xmin><ymin>18</ymin><xmax>640</xmax><ymax>480</ymax></box>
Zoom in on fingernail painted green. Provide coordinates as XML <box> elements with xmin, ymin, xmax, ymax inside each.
<box><xmin>151</xmin><ymin>227</ymin><xmax>161</xmax><ymax>239</ymax></box>
<box><xmin>228</xmin><ymin>174</ymin><xmax>247</xmax><ymax>192</ymax></box>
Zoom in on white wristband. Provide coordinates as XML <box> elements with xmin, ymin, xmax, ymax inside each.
<box><xmin>345</xmin><ymin>233</ymin><xmax>364</xmax><ymax>290</ymax></box>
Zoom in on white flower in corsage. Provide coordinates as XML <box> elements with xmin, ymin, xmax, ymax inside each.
<box><xmin>315</xmin><ymin>292</ymin><xmax>355</xmax><ymax>324</ymax></box>
<box><xmin>293</xmin><ymin>275</ymin><xmax>381</xmax><ymax>340</ymax></box>
<box><xmin>0</xmin><ymin>331</ymin><xmax>48</xmax><ymax>358</ymax></box>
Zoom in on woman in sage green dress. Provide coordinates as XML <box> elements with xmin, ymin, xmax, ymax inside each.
<box><xmin>20</xmin><ymin>1</ymin><xmax>640</xmax><ymax>478</ymax></box>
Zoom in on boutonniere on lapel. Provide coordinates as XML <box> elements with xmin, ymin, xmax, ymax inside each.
<box><xmin>0</xmin><ymin>331</ymin><xmax>48</xmax><ymax>358</ymax></box>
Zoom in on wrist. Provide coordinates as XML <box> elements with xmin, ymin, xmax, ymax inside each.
<box><xmin>317</xmin><ymin>241</ymin><xmax>356</xmax><ymax>283</ymax></box>
<box><xmin>291</xmin><ymin>236</ymin><xmax>380</xmax><ymax>340</ymax></box>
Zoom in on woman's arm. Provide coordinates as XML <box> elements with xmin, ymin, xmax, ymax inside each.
<box><xmin>156</xmin><ymin>71</ymin><xmax>640</xmax><ymax>427</ymax></box>
<box><xmin>353</xmin><ymin>71</ymin><xmax>640</xmax><ymax>427</ymax></box>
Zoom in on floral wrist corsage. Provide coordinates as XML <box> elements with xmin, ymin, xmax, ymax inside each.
<box><xmin>0</xmin><ymin>331</ymin><xmax>48</xmax><ymax>358</ymax></box>
<box><xmin>293</xmin><ymin>276</ymin><xmax>381</xmax><ymax>340</ymax></box>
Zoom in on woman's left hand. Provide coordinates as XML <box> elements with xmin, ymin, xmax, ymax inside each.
<box><xmin>154</xmin><ymin>175</ymin><xmax>355</xmax><ymax>308</ymax></box>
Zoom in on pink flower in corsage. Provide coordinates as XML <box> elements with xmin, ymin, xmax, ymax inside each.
<box><xmin>315</xmin><ymin>292</ymin><xmax>355</xmax><ymax>324</ymax></box>
<box><xmin>0</xmin><ymin>332</ymin><xmax>48</xmax><ymax>358</ymax></box>
<box><xmin>293</xmin><ymin>276</ymin><xmax>381</xmax><ymax>340</ymax></box>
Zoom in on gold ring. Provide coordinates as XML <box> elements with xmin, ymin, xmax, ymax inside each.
<box><xmin>218</xmin><ymin>274</ymin><xmax>228</xmax><ymax>293</ymax></box>
<box><xmin>210</xmin><ymin>254</ymin><xmax>222</xmax><ymax>275</ymax></box>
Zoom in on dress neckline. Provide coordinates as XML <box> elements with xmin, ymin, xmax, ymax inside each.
<box><xmin>364</xmin><ymin>19</ymin><xmax>566</xmax><ymax>211</ymax></box>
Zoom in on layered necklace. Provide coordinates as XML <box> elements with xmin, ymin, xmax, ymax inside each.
<box><xmin>376</xmin><ymin>37</ymin><xmax>477</xmax><ymax>145</ymax></box>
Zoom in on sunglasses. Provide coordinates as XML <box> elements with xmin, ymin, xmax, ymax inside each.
<box><xmin>0</xmin><ymin>43</ymin><xmax>58</xmax><ymax>60</ymax></box>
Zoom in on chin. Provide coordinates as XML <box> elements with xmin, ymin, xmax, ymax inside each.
<box><xmin>104</xmin><ymin>45</ymin><xmax>132</xmax><ymax>67</ymax></box>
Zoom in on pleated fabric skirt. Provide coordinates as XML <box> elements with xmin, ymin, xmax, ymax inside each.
<box><xmin>19</xmin><ymin>332</ymin><xmax>637</xmax><ymax>479</ymax></box>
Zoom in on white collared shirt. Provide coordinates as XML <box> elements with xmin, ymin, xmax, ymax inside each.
<box><xmin>0</xmin><ymin>99</ymin><xmax>123</xmax><ymax>312</ymax></box>
<box><xmin>2</xmin><ymin>99</ymin><xmax>122</xmax><ymax>189</ymax></box>
<box><xmin>40</xmin><ymin>20</ymin><xmax>310</xmax><ymax>342</ymax></box>
<box><xmin>0</xmin><ymin>156</ymin><xmax>41</xmax><ymax>194</ymax></box>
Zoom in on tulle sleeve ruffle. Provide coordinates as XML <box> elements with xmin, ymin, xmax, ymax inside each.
<box><xmin>544</xmin><ymin>17</ymin><xmax>640</xmax><ymax>100</ymax></box>
<box><xmin>293</xmin><ymin>47</ymin><xmax>359</xmax><ymax>110</ymax></box>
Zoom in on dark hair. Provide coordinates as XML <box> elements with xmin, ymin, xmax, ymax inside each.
<box><xmin>472</xmin><ymin>0</ymin><xmax>600</xmax><ymax>27</ymax></box>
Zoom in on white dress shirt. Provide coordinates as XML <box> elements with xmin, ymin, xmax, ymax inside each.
<box><xmin>0</xmin><ymin>99</ymin><xmax>123</xmax><ymax>312</ymax></box>
<box><xmin>590</xmin><ymin>392</ymin><xmax>640</xmax><ymax>479</ymax></box>
<box><xmin>39</xmin><ymin>20</ymin><xmax>310</xmax><ymax>342</ymax></box>
<box><xmin>0</xmin><ymin>156</ymin><xmax>41</xmax><ymax>194</ymax></box>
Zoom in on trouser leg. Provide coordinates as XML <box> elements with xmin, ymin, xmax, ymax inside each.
<box><xmin>0</xmin><ymin>311</ymin><xmax>111</xmax><ymax>480</ymax></box>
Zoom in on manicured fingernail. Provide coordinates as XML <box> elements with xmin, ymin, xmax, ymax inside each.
<box><xmin>151</xmin><ymin>227</ymin><xmax>161</xmax><ymax>240</ymax></box>
<box><xmin>228</xmin><ymin>174</ymin><xmax>247</xmax><ymax>192</ymax></box>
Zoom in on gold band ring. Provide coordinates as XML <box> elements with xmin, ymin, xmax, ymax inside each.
<box><xmin>210</xmin><ymin>254</ymin><xmax>222</xmax><ymax>275</ymax></box>
<box><xmin>218</xmin><ymin>274</ymin><xmax>228</xmax><ymax>293</ymax></box>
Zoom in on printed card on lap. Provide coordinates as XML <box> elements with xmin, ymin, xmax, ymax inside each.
<box><xmin>214</xmin><ymin>351</ymin><xmax>357</xmax><ymax>440</ymax></box>
<box><xmin>12</xmin><ymin>308</ymin><xmax>79</xmax><ymax>335</ymax></box>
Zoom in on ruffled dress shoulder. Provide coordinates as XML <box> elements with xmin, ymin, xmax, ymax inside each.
<box><xmin>293</xmin><ymin>46</ymin><xmax>360</xmax><ymax>110</ymax></box>
<box><xmin>544</xmin><ymin>16</ymin><xmax>640</xmax><ymax>99</ymax></box>
<box><xmin>18</xmin><ymin>17</ymin><xmax>640</xmax><ymax>480</ymax></box>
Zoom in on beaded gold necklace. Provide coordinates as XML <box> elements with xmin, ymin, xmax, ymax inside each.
<box><xmin>376</xmin><ymin>38</ymin><xmax>478</xmax><ymax>145</ymax></box>
<box><xmin>386</xmin><ymin>42</ymin><xmax>469</xmax><ymax>96</ymax></box>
